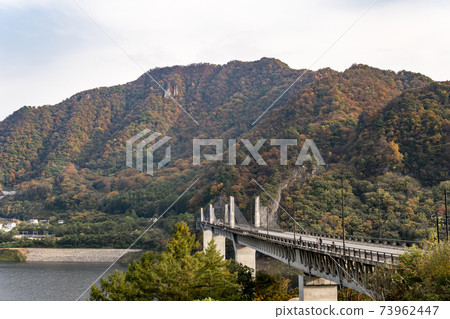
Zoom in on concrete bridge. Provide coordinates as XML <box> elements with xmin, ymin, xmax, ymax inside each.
<box><xmin>199</xmin><ymin>196</ymin><xmax>412</xmax><ymax>301</ymax></box>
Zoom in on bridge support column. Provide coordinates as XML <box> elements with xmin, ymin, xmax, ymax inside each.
<box><xmin>203</xmin><ymin>229</ymin><xmax>212</xmax><ymax>253</ymax></box>
<box><xmin>255</xmin><ymin>196</ymin><xmax>260</xmax><ymax>228</ymax></box>
<box><xmin>213</xmin><ymin>234</ymin><xmax>226</xmax><ymax>260</ymax></box>
<box><xmin>203</xmin><ymin>228</ymin><xmax>226</xmax><ymax>259</ymax></box>
<box><xmin>298</xmin><ymin>275</ymin><xmax>338</xmax><ymax>301</ymax></box>
<box><xmin>203</xmin><ymin>230</ymin><xmax>226</xmax><ymax>259</ymax></box>
<box><xmin>235</xmin><ymin>244</ymin><xmax>256</xmax><ymax>275</ymax></box>
<box><xmin>229</xmin><ymin>196</ymin><xmax>235</xmax><ymax>228</ymax></box>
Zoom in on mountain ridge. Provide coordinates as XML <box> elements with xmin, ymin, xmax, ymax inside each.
<box><xmin>0</xmin><ymin>58</ymin><xmax>447</xmax><ymax>246</ymax></box>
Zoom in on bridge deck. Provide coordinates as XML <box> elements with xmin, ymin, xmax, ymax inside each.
<box><xmin>202</xmin><ymin>222</ymin><xmax>409</xmax><ymax>265</ymax></box>
<box><xmin>248</xmin><ymin>227</ymin><xmax>406</xmax><ymax>256</ymax></box>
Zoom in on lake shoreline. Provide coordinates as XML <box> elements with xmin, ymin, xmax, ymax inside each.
<box><xmin>5</xmin><ymin>248</ymin><xmax>142</xmax><ymax>263</ymax></box>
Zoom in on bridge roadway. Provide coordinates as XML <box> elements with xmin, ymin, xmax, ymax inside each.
<box><xmin>237</xmin><ymin>225</ymin><xmax>406</xmax><ymax>256</ymax></box>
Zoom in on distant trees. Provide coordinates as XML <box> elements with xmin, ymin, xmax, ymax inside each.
<box><xmin>278</xmin><ymin>169</ymin><xmax>439</xmax><ymax>241</ymax></box>
<box><xmin>351</xmin><ymin>82</ymin><xmax>449</xmax><ymax>185</ymax></box>
<box><xmin>0</xmin><ymin>232</ymin><xmax>14</xmax><ymax>244</ymax></box>
<box><xmin>370</xmin><ymin>241</ymin><xmax>450</xmax><ymax>301</ymax></box>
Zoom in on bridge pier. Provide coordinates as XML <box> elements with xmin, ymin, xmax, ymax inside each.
<box><xmin>213</xmin><ymin>234</ymin><xmax>226</xmax><ymax>259</ymax></box>
<box><xmin>201</xmin><ymin>207</ymin><xmax>213</xmax><ymax>253</ymax></box>
<box><xmin>202</xmin><ymin>205</ymin><xmax>226</xmax><ymax>259</ymax></box>
<box><xmin>298</xmin><ymin>275</ymin><xmax>338</xmax><ymax>301</ymax></box>
<box><xmin>203</xmin><ymin>231</ymin><xmax>226</xmax><ymax>259</ymax></box>
<box><xmin>203</xmin><ymin>228</ymin><xmax>213</xmax><ymax>252</ymax></box>
<box><xmin>235</xmin><ymin>244</ymin><xmax>256</xmax><ymax>274</ymax></box>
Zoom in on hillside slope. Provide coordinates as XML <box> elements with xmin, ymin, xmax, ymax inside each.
<box><xmin>1</xmin><ymin>58</ymin><xmax>447</xmax><ymax>247</ymax></box>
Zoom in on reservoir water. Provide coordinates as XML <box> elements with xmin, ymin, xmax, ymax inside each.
<box><xmin>0</xmin><ymin>262</ymin><xmax>126</xmax><ymax>301</ymax></box>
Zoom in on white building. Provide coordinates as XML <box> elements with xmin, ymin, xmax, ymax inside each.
<box><xmin>28</xmin><ymin>219</ymin><xmax>39</xmax><ymax>225</ymax></box>
<box><xmin>4</xmin><ymin>222</ymin><xmax>17</xmax><ymax>232</ymax></box>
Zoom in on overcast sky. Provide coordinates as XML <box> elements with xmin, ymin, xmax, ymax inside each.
<box><xmin>0</xmin><ymin>0</ymin><xmax>449</xmax><ymax>120</ymax></box>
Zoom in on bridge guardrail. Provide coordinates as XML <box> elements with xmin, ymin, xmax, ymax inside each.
<box><xmin>263</xmin><ymin>226</ymin><xmax>421</xmax><ymax>248</ymax></box>
<box><xmin>250</xmin><ymin>230</ymin><xmax>399</xmax><ymax>265</ymax></box>
<box><xmin>201</xmin><ymin>222</ymin><xmax>400</xmax><ymax>265</ymax></box>
<box><xmin>196</xmin><ymin>218</ymin><xmax>419</xmax><ymax>248</ymax></box>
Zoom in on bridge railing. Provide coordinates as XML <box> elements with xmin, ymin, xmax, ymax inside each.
<box><xmin>248</xmin><ymin>229</ymin><xmax>400</xmax><ymax>265</ymax></box>
<box><xmin>201</xmin><ymin>221</ymin><xmax>400</xmax><ymax>265</ymax></box>
<box><xmin>264</xmin><ymin>226</ymin><xmax>421</xmax><ymax>248</ymax></box>
<box><xmin>196</xmin><ymin>216</ymin><xmax>421</xmax><ymax>248</ymax></box>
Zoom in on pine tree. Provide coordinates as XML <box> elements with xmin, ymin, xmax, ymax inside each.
<box><xmin>89</xmin><ymin>222</ymin><xmax>241</xmax><ymax>301</ymax></box>
<box><xmin>195</xmin><ymin>240</ymin><xmax>241</xmax><ymax>300</ymax></box>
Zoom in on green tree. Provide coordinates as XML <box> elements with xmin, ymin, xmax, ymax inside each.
<box><xmin>90</xmin><ymin>222</ymin><xmax>241</xmax><ymax>301</ymax></box>
<box><xmin>90</xmin><ymin>270</ymin><xmax>135</xmax><ymax>301</ymax></box>
<box><xmin>370</xmin><ymin>242</ymin><xmax>450</xmax><ymax>300</ymax></box>
<box><xmin>227</xmin><ymin>260</ymin><xmax>256</xmax><ymax>300</ymax></box>
<box><xmin>196</xmin><ymin>240</ymin><xmax>241</xmax><ymax>300</ymax></box>
<box><xmin>254</xmin><ymin>272</ymin><xmax>296</xmax><ymax>301</ymax></box>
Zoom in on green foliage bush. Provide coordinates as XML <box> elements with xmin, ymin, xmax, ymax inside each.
<box><xmin>0</xmin><ymin>249</ymin><xmax>26</xmax><ymax>262</ymax></box>
<box><xmin>370</xmin><ymin>242</ymin><xmax>450</xmax><ymax>301</ymax></box>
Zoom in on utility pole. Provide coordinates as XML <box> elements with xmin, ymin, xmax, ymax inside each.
<box><xmin>436</xmin><ymin>214</ymin><xmax>440</xmax><ymax>244</ymax></box>
<box><xmin>250</xmin><ymin>201</ymin><xmax>253</xmax><ymax>231</ymax></box>
<box><xmin>377</xmin><ymin>185</ymin><xmax>382</xmax><ymax>239</ymax></box>
<box><xmin>445</xmin><ymin>189</ymin><xmax>448</xmax><ymax>241</ymax></box>
<box><xmin>293</xmin><ymin>206</ymin><xmax>296</xmax><ymax>242</ymax></box>
<box><xmin>341</xmin><ymin>174</ymin><xmax>346</xmax><ymax>255</ymax></box>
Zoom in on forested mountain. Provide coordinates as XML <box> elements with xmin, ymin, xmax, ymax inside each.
<box><xmin>0</xmin><ymin>58</ymin><xmax>315</xmax><ymax>183</ymax></box>
<box><xmin>348</xmin><ymin>82</ymin><xmax>450</xmax><ymax>185</ymax></box>
<box><xmin>0</xmin><ymin>58</ymin><xmax>447</xmax><ymax>248</ymax></box>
